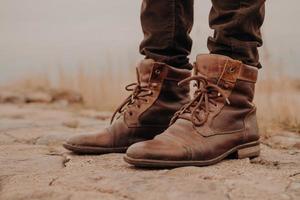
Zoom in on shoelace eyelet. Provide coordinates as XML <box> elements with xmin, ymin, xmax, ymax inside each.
<box><xmin>228</xmin><ymin>67</ymin><xmax>236</xmax><ymax>73</ymax></box>
<box><xmin>155</xmin><ymin>69</ymin><xmax>161</xmax><ymax>75</ymax></box>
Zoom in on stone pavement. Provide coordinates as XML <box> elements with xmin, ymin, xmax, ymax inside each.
<box><xmin>0</xmin><ymin>104</ymin><xmax>299</xmax><ymax>200</ymax></box>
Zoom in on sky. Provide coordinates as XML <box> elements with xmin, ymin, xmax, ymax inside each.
<box><xmin>0</xmin><ymin>0</ymin><xmax>299</xmax><ymax>83</ymax></box>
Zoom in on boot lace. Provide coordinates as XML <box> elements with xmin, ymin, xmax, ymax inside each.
<box><xmin>110</xmin><ymin>70</ymin><xmax>153</xmax><ymax>124</ymax></box>
<box><xmin>170</xmin><ymin>74</ymin><xmax>230</xmax><ymax>126</ymax></box>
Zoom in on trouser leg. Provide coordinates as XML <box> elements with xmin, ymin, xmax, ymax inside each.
<box><xmin>208</xmin><ymin>0</ymin><xmax>265</xmax><ymax>68</ymax></box>
<box><xmin>139</xmin><ymin>0</ymin><xmax>194</xmax><ymax>70</ymax></box>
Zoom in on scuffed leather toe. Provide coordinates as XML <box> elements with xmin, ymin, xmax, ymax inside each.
<box><xmin>65</xmin><ymin>129</ymin><xmax>112</xmax><ymax>148</ymax></box>
<box><xmin>126</xmin><ymin>137</ymin><xmax>188</xmax><ymax>161</ymax></box>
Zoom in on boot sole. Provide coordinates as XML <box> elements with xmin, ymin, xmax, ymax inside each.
<box><xmin>63</xmin><ymin>143</ymin><xmax>128</xmax><ymax>154</ymax></box>
<box><xmin>124</xmin><ymin>141</ymin><xmax>260</xmax><ymax>168</ymax></box>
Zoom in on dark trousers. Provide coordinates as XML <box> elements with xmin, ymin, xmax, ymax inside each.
<box><xmin>139</xmin><ymin>0</ymin><xmax>265</xmax><ymax>69</ymax></box>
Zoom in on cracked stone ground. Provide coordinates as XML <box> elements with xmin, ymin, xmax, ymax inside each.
<box><xmin>0</xmin><ymin>104</ymin><xmax>299</xmax><ymax>200</ymax></box>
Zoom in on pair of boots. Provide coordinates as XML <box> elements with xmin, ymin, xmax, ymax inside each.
<box><xmin>63</xmin><ymin>54</ymin><xmax>260</xmax><ymax>168</ymax></box>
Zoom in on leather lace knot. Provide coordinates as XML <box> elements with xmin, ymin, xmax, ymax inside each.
<box><xmin>170</xmin><ymin>74</ymin><xmax>230</xmax><ymax>126</ymax></box>
<box><xmin>110</xmin><ymin>70</ymin><xmax>153</xmax><ymax>124</ymax></box>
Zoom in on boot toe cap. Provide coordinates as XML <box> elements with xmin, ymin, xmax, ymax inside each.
<box><xmin>126</xmin><ymin>139</ymin><xmax>188</xmax><ymax>161</ymax></box>
<box><xmin>65</xmin><ymin>130</ymin><xmax>111</xmax><ymax>147</ymax></box>
<box><xmin>65</xmin><ymin>134</ymin><xmax>86</xmax><ymax>146</ymax></box>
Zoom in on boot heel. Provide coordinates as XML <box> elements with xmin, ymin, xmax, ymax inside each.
<box><xmin>237</xmin><ymin>144</ymin><xmax>260</xmax><ymax>159</ymax></box>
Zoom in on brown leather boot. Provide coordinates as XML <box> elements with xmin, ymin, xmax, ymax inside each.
<box><xmin>63</xmin><ymin>59</ymin><xmax>190</xmax><ymax>154</ymax></box>
<box><xmin>125</xmin><ymin>54</ymin><xmax>260</xmax><ymax>167</ymax></box>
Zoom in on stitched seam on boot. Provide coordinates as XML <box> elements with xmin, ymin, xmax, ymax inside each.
<box><xmin>125</xmin><ymin>66</ymin><xmax>164</xmax><ymax>128</ymax></box>
<box><xmin>208</xmin><ymin>73</ymin><xmax>240</xmax><ymax>135</ymax></box>
<box><xmin>207</xmin><ymin>106</ymin><xmax>256</xmax><ymax>137</ymax></box>
<box><xmin>137</xmin><ymin>79</ymin><xmax>185</xmax><ymax>128</ymax></box>
<box><xmin>243</xmin><ymin>106</ymin><xmax>258</xmax><ymax>143</ymax></box>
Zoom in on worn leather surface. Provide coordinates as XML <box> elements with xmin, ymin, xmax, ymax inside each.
<box><xmin>126</xmin><ymin>54</ymin><xmax>259</xmax><ymax>162</ymax></box>
<box><xmin>66</xmin><ymin>59</ymin><xmax>190</xmax><ymax>149</ymax></box>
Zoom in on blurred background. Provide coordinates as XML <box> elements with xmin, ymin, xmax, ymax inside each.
<box><xmin>0</xmin><ymin>0</ymin><xmax>299</xmax><ymax>134</ymax></box>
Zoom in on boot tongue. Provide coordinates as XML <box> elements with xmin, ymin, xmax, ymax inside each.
<box><xmin>136</xmin><ymin>59</ymin><xmax>155</xmax><ymax>86</ymax></box>
<box><xmin>195</xmin><ymin>54</ymin><xmax>243</xmax><ymax>88</ymax></box>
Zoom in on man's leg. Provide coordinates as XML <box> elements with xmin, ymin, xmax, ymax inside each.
<box><xmin>208</xmin><ymin>0</ymin><xmax>265</xmax><ymax>68</ymax></box>
<box><xmin>125</xmin><ymin>0</ymin><xmax>266</xmax><ymax>167</ymax></box>
<box><xmin>63</xmin><ymin>0</ymin><xmax>193</xmax><ymax>154</ymax></box>
<box><xmin>140</xmin><ymin>0</ymin><xmax>194</xmax><ymax>70</ymax></box>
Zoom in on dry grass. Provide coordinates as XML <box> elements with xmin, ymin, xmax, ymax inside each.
<box><xmin>256</xmin><ymin>75</ymin><xmax>300</xmax><ymax>136</ymax></box>
<box><xmin>2</xmin><ymin>62</ymin><xmax>300</xmax><ymax>136</ymax></box>
<box><xmin>55</xmin><ymin>65</ymin><xmax>134</xmax><ymax>111</ymax></box>
<box><xmin>5</xmin><ymin>64</ymin><xmax>135</xmax><ymax>111</ymax></box>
